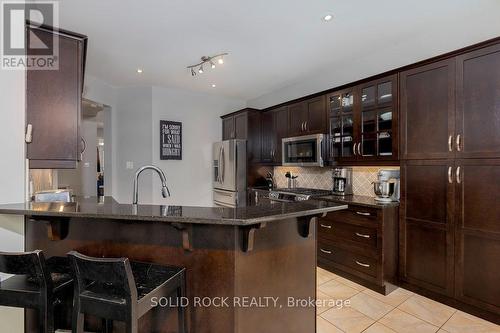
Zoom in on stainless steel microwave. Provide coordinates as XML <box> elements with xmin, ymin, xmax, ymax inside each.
<box><xmin>282</xmin><ymin>134</ymin><xmax>325</xmax><ymax>167</ymax></box>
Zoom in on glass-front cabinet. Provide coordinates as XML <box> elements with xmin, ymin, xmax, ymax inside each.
<box><xmin>328</xmin><ymin>74</ymin><xmax>398</xmax><ymax>164</ymax></box>
<box><xmin>327</xmin><ymin>88</ymin><xmax>358</xmax><ymax>163</ymax></box>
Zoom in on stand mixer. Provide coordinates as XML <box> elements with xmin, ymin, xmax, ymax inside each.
<box><xmin>373</xmin><ymin>169</ymin><xmax>400</xmax><ymax>202</ymax></box>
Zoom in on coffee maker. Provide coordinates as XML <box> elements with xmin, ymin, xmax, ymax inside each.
<box><xmin>332</xmin><ymin>167</ymin><xmax>353</xmax><ymax>196</ymax></box>
<box><xmin>373</xmin><ymin>169</ymin><xmax>400</xmax><ymax>202</ymax></box>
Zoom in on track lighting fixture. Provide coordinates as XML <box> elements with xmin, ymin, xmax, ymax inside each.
<box><xmin>187</xmin><ymin>53</ymin><xmax>228</xmax><ymax>76</ymax></box>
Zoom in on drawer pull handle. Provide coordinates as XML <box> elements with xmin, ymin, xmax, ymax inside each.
<box><xmin>320</xmin><ymin>224</ymin><xmax>332</xmax><ymax>229</ymax></box>
<box><xmin>355</xmin><ymin>211</ymin><xmax>371</xmax><ymax>216</ymax></box>
<box><xmin>320</xmin><ymin>248</ymin><xmax>332</xmax><ymax>254</ymax></box>
<box><xmin>355</xmin><ymin>232</ymin><xmax>370</xmax><ymax>239</ymax></box>
<box><xmin>355</xmin><ymin>260</ymin><xmax>370</xmax><ymax>268</ymax></box>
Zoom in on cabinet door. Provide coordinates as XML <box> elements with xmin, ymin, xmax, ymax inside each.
<box><xmin>304</xmin><ymin>96</ymin><xmax>326</xmax><ymax>134</ymax></box>
<box><xmin>273</xmin><ymin>106</ymin><xmax>288</xmax><ymax>164</ymax></box>
<box><xmin>26</xmin><ymin>28</ymin><xmax>84</xmax><ymax>168</ymax></box>
<box><xmin>327</xmin><ymin>88</ymin><xmax>358</xmax><ymax>163</ymax></box>
<box><xmin>222</xmin><ymin>117</ymin><xmax>235</xmax><ymax>140</ymax></box>
<box><xmin>456</xmin><ymin>43</ymin><xmax>500</xmax><ymax>159</ymax></box>
<box><xmin>288</xmin><ymin>101</ymin><xmax>308</xmax><ymax>136</ymax></box>
<box><xmin>400</xmin><ymin>160</ymin><xmax>455</xmax><ymax>296</ymax></box>
<box><xmin>234</xmin><ymin>113</ymin><xmax>248</xmax><ymax>140</ymax></box>
<box><xmin>260</xmin><ymin>111</ymin><xmax>274</xmax><ymax>163</ymax></box>
<box><xmin>400</xmin><ymin>59</ymin><xmax>455</xmax><ymax>160</ymax></box>
<box><xmin>359</xmin><ymin>75</ymin><xmax>398</xmax><ymax>161</ymax></box>
<box><xmin>454</xmin><ymin>159</ymin><xmax>500</xmax><ymax>314</ymax></box>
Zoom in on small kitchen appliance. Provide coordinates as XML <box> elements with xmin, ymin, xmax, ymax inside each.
<box><xmin>332</xmin><ymin>167</ymin><xmax>353</xmax><ymax>196</ymax></box>
<box><xmin>373</xmin><ymin>169</ymin><xmax>400</xmax><ymax>202</ymax></box>
<box><xmin>282</xmin><ymin>134</ymin><xmax>326</xmax><ymax>167</ymax></box>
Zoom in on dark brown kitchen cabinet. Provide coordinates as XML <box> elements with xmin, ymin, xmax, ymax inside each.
<box><xmin>317</xmin><ymin>203</ymin><xmax>398</xmax><ymax>295</ymax></box>
<box><xmin>260</xmin><ymin>106</ymin><xmax>288</xmax><ymax>164</ymax></box>
<box><xmin>260</xmin><ymin>111</ymin><xmax>274</xmax><ymax>163</ymax></box>
<box><xmin>288</xmin><ymin>96</ymin><xmax>327</xmax><ymax>136</ymax></box>
<box><xmin>399</xmin><ymin>160</ymin><xmax>455</xmax><ymax>297</ymax></box>
<box><xmin>455</xmin><ymin>43</ymin><xmax>500</xmax><ymax>159</ymax></box>
<box><xmin>221</xmin><ymin>108</ymin><xmax>261</xmax><ymax>163</ymax></box>
<box><xmin>358</xmin><ymin>75</ymin><xmax>399</xmax><ymax>161</ymax></box>
<box><xmin>400</xmin><ymin>59</ymin><xmax>456</xmax><ymax>160</ymax></box>
<box><xmin>328</xmin><ymin>75</ymin><xmax>398</xmax><ymax>165</ymax></box>
<box><xmin>454</xmin><ymin>159</ymin><xmax>500</xmax><ymax>315</ymax></box>
<box><xmin>327</xmin><ymin>87</ymin><xmax>357</xmax><ymax>163</ymax></box>
<box><xmin>26</xmin><ymin>24</ymin><xmax>87</xmax><ymax>169</ymax></box>
<box><xmin>222</xmin><ymin>117</ymin><xmax>235</xmax><ymax>140</ymax></box>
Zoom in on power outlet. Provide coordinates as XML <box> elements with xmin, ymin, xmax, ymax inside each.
<box><xmin>126</xmin><ymin>161</ymin><xmax>134</xmax><ymax>169</ymax></box>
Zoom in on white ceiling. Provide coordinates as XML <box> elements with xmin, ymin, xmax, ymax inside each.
<box><xmin>57</xmin><ymin>0</ymin><xmax>500</xmax><ymax>101</ymax></box>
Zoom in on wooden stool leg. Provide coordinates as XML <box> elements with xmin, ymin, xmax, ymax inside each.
<box><xmin>38</xmin><ymin>304</ymin><xmax>50</xmax><ymax>333</ymax></box>
<box><xmin>102</xmin><ymin>318</ymin><xmax>113</xmax><ymax>333</ymax></box>
<box><xmin>177</xmin><ymin>273</ymin><xmax>188</xmax><ymax>333</ymax></box>
<box><xmin>125</xmin><ymin>318</ymin><xmax>138</xmax><ymax>333</ymax></box>
<box><xmin>72</xmin><ymin>304</ymin><xmax>84</xmax><ymax>333</ymax></box>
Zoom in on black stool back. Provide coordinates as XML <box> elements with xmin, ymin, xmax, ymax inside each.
<box><xmin>0</xmin><ymin>250</ymin><xmax>54</xmax><ymax>332</ymax></box>
<box><xmin>68</xmin><ymin>251</ymin><xmax>187</xmax><ymax>333</ymax></box>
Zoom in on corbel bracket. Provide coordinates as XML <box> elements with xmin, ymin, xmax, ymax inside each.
<box><xmin>240</xmin><ymin>223</ymin><xmax>267</xmax><ymax>253</ymax></box>
<box><xmin>29</xmin><ymin>216</ymin><xmax>70</xmax><ymax>241</ymax></box>
<box><xmin>171</xmin><ymin>223</ymin><xmax>193</xmax><ymax>252</ymax></box>
<box><xmin>297</xmin><ymin>213</ymin><xmax>326</xmax><ymax>238</ymax></box>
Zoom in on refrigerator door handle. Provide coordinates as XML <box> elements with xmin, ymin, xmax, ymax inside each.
<box><xmin>220</xmin><ymin>146</ymin><xmax>225</xmax><ymax>184</ymax></box>
<box><xmin>217</xmin><ymin>146</ymin><xmax>222</xmax><ymax>183</ymax></box>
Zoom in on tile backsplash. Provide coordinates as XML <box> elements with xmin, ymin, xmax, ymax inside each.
<box><xmin>273</xmin><ymin>166</ymin><xmax>400</xmax><ymax>197</ymax></box>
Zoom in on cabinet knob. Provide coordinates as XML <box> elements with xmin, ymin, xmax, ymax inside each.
<box><xmin>25</xmin><ymin>124</ymin><xmax>33</xmax><ymax>143</ymax></box>
<box><xmin>448</xmin><ymin>166</ymin><xmax>453</xmax><ymax>184</ymax></box>
<box><xmin>448</xmin><ymin>135</ymin><xmax>453</xmax><ymax>152</ymax></box>
<box><xmin>456</xmin><ymin>166</ymin><xmax>461</xmax><ymax>184</ymax></box>
<box><xmin>355</xmin><ymin>260</ymin><xmax>370</xmax><ymax>268</ymax></box>
<box><xmin>320</xmin><ymin>223</ymin><xmax>332</xmax><ymax>229</ymax></box>
<box><xmin>320</xmin><ymin>248</ymin><xmax>332</xmax><ymax>254</ymax></box>
<box><xmin>355</xmin><ymin>232</ymin><xmax>370</xmax><ymax>239</ymax></box>
<box><xmin>456</xmin><ymin>134</ymin><xmax>462</xmax><ymax>152</ymax></box>
<box><xmin>355</xmin><ymin>211</ymin><xmax>371</xmax><ymax>216</ymax></box>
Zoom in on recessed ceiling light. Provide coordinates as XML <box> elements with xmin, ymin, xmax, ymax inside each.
<box><xmin>137</xmin><ymin>68</ymin><xmax>143</xmax><ymax>73</ymax></box>
<box><xmin>323</xmin><ymin>14</ymin><xmax>333</xmax><ymax>21</ymax></box>
<box><xmin>211</xmin><ymin>84</ymin><xmax>216</xmax><ymax>88</ymax></box>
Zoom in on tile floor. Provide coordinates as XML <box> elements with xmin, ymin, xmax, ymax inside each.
<box><xmin>316</xmin><ymin>267</ymin><xmax>500</xmax><ymax>333</ymax></box>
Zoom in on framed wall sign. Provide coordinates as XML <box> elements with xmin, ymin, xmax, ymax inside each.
<box><xmin>160</xmin><ymin>120</ymin><xmax>182</xmax><ymax>160</ymax></box>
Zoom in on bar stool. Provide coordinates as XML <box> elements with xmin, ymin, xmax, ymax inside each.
<box><xmin>68</xmin><ymin>251</ymin><xmax>187</xmax><ymax>333</ymax></box>
<box><xmin>0</xmin><ymin>250</ymin><xmax>73</xmax><ymax>333</ymax></box>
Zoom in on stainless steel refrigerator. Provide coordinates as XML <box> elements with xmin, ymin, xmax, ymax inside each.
<box><xmin>213</xmin><ymin>139</ymin><xmax>247</xmax><ymax>207</ymax></box>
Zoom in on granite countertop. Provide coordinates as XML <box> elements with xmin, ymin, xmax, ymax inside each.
<box><xmin>317</xmin><ymin>194</ymin><xmax>400</xmax><ymax>208</ymax></box>
<box><xmin>0</xmin><ymin>196</ymin><xmax>348</xmax><ymax>226</ymax></box>
<box><xmin>248</xmin><ymin>187</ymin><xmax>400</xmax><ymax>209</ymax></box>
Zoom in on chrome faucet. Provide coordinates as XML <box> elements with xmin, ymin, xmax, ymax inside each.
<box><xmin>132</xmin><ymin>165</ymin><xmax>170</xmax><ymax>205</ymax></box>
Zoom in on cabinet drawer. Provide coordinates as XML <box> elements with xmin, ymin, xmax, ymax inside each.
<box><xmin>318</xmin><ymin>219</ymin><xmax>378</xmax><ymax>249</ymax></box>
<box><xmin>324</xmin><ymin>206</ymin><xmax>379</xmax><ymax>224</ymax></box>
<box><xmin>318</xmin><ymin>240</ymin><xmax>377</xmax><ymax>277</ymax></box>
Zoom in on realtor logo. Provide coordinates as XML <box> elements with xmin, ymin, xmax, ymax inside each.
<box><xmin>1</xmin><ymin>0</ymin><xmax>59</xmax><ymax>70</ymax></box>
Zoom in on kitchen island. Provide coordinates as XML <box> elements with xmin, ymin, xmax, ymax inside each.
<box><xmin>0</xmin><ymin>197</ymin><xmax>347</xmax><ymax>333</ymax></box>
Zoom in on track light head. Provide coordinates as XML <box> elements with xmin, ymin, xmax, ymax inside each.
<box><xmin>218</xmin><ymin>57</ymin><xmax>224</xmax><ymax>65</ymax></box>
<box><xmin>191</xmin><ymin>68</ymin><xmax>196</xmax><ymax>76</ymax></box>
<box><xmin>210</xmin><ymin>61</ymin><xmax>216</xmax><ymax>69</ymax></box>
<box><xmin>198</xmin><ymin>65</ymin><xmax>204</xmax><ymax>74</ymax></box>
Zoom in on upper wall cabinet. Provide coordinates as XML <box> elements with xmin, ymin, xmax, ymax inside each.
<box><xmin>400</xmin><ymin>59</ymin><xmax>456</xmax><ymax>160</ymax></box>
<box><xmin>288</xmin><ymin>96</ymin><xmax>327</xmax><ymax>137</ymax></box>
<box><xmin>261</xmin><ymin>106</ymin><xmax>288</xmax><ymax>165</ymax></box>
<box><xmin>221</xmin><ymin>108</ymin><xmax>261</xmax><ymax>163</ymax></box>
<box><xmin>26</xmin><ymin>24</ymin><xmax>87</xmax><ymax>169</ymax></box>
<box><xmin>328</xmin><ymin>75</ymin><xmax>399</xmax><ymax>165</ymax></box>
<box><xmin>455</xmin><ymin>43</ymin><xmax>500</xmax><ymax>159</ymax></box>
